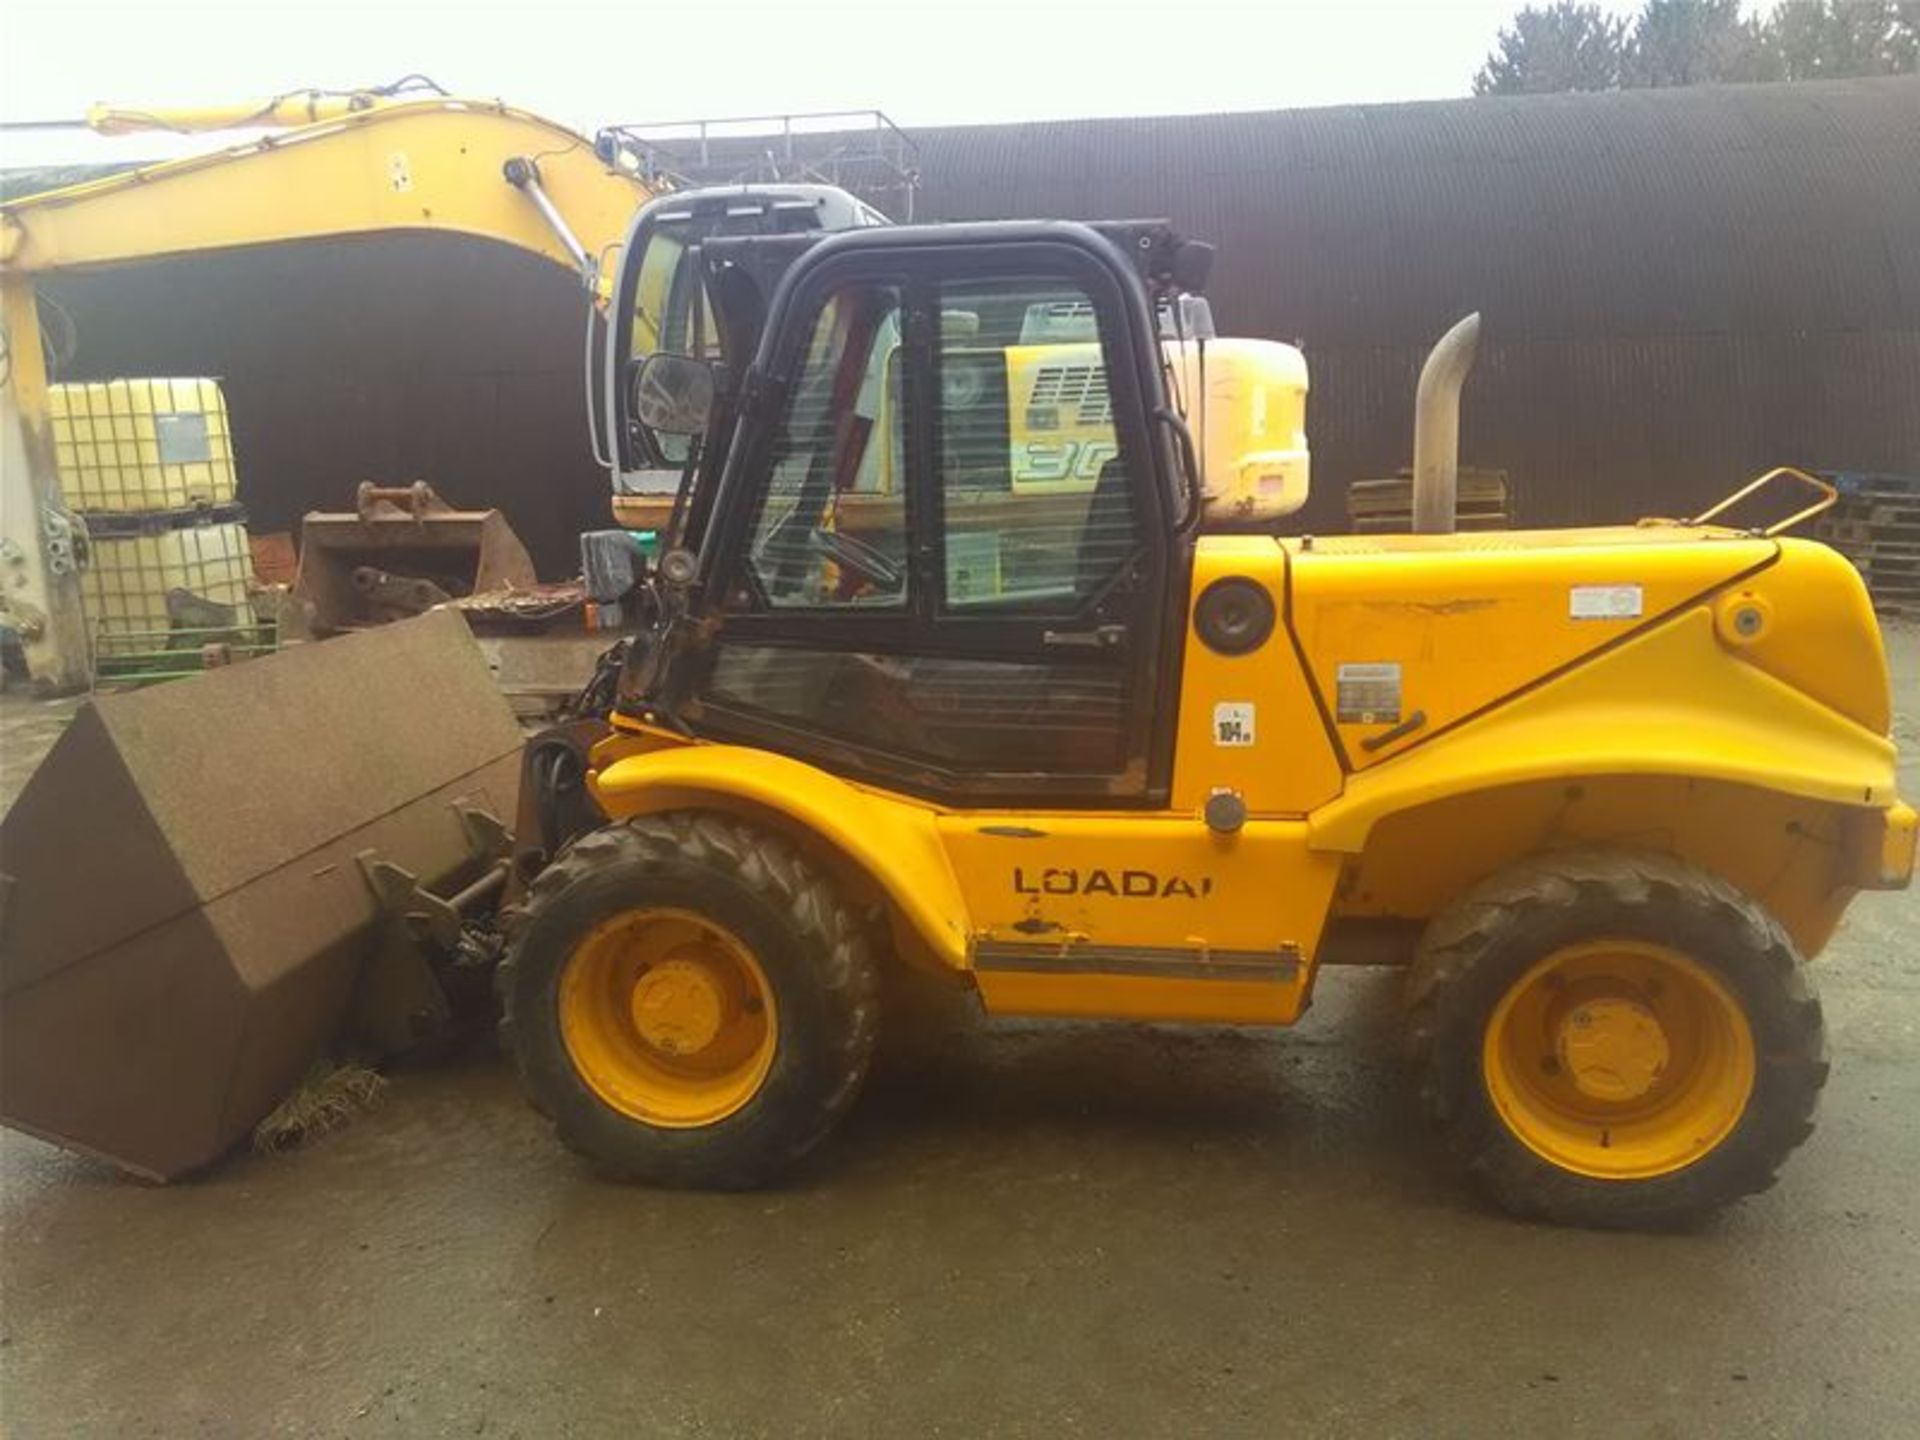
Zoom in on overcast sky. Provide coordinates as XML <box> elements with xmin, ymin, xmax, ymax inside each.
<box><xmin>1</xmin><ymin>0</ymin><xmax>1644</xmax><ymax>166</ymax></box>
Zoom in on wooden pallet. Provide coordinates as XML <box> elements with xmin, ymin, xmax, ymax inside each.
<box><xmin>1815</xmin><ymin>516</ymin><xmax>1920</xmax><ymax>545</ymax></box>
<box><xmin>1352</xmin><ymin>512</ymin><xmax>1508</xmax><ymax>534</ymax></box>
<box><xmin>1347</xmin><ymin>468</ymin><xmax>1511</xmax><ymax>532</ymax></box>
<box><xmin>1806</xmin><ymin>473</ymin><xmax>1920</xmax><ymax>613</ymax></box>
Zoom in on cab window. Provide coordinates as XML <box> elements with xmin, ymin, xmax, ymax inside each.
<box><xmin>743</xmin><ymin>281</ymin><xmax>908</xmax><ymax>609</ymax></box>
<box><xmin>699</xmin><ymin>247</ymin><xmax>1166</xmax><ymax>798</ymax></box>
<box><xmin>629</xmin><ymin>227</ymin><xmax>717</xmax><ymax>362</ymax></box>
<box><xmin>936</xmin><ymin>279</ymin><xmax>1139</xmax><ymax>611</ymax></box>
<box><xmin>628</xmin><ymin>225</ymin><xmax>720</xmax><ymax>467</ymax></box>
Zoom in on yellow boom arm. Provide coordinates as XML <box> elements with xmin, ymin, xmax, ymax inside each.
<box><xmin>0</xmin><ymin>98</ymin><xmax>650</xmax><ymax>283</ymax></box>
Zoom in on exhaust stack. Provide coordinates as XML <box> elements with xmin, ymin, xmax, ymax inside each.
<box><xmin>1412</xmin><ymin>312</ymin><xmax>1482</xmax><ymax>534</ymax></box>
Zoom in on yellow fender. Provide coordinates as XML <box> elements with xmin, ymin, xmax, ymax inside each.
<box><xmin>591</xmin><ymin>744</ymin><xmax>971</xmax><ymax>968</ymax></box>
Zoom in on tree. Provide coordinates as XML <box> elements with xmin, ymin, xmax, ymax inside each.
<box><xmin>1765</xmin><ymin>0</ymin><xmax>1919</xmax><ymax>78</ymax></box>
<box><xmin>1474</xmin><ymin>2</ymin><xmax>1628</xmax><ymax>94</ymax></box>
<box><xmin>1474</xmin><ymin>0</ymin><xmax>1918</xmax><ymax>93</ymax></box>
<box><xmin>1623</xmin><ymin>0</ymin><xmax>1782</xmax><ymax>84</ymax></box>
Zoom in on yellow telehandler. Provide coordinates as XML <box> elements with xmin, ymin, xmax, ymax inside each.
<box><xmin>509</xmin><ymin>210</ymin><xmax>1914</xmax><ymax>1228</ymax></box>
<box><xmin>0</xmin><ymin>95</ymin><xmax>1909</xmax><ymax>1225</ymax></box>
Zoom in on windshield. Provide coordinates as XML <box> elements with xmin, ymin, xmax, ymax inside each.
<box><xmin>625</xmin><ymin>222</ymin><xmax>720</xmax><ymax>468</ymax></box>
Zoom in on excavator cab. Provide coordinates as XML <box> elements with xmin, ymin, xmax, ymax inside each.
<box><xmin>603</xmin><ymin>185</ymin><xmax>886</xmax><ymax>533</ymax></box>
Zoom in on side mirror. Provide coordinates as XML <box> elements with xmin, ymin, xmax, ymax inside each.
<box><xmin>629</xmin><ymin>352</ymin><xmax>715</xmax><ymax>436</ymax></box>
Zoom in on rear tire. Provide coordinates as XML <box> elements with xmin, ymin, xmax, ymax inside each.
<box><xmin>1404</xmin><ymin>849</ymin><xmax>1826</xmax><ymax>1228</ymax></box>
<box><xmin>500</xmin><ymin>812</ymin><xmax>878</xmax><ymax>1189</ymax></box>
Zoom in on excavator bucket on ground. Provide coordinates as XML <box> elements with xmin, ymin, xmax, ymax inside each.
<box><xmin>292</xmin><ymin>482</ymin><xmax>538</xmax><ymax>633</ymax></box>
<box><xmin>0</xmin><ymin>609</ymin><xmax>523</xmax><ymax>1179</ymax></box>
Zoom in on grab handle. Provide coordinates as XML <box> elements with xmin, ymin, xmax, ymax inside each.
<box><xmin>1689</xmin><ymin>467</ymin><xmax>1837</xmax><ymax>538</ymax></box>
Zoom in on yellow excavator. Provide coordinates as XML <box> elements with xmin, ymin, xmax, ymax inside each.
<box><xmin>0</xmin><ymin>85</ymin><xmax>655</xmax><ymax>691</ymax></box>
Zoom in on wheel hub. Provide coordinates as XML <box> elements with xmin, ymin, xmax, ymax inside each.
<box><xmin>1555</xmin><ymin>995</ymin><xmax>1670</xmax><ymax>1102</ymax></box>
<box><xmin>629</xmin><ymin>954</ymin><xmax>728</xmax><ymax>1056</ymax></box>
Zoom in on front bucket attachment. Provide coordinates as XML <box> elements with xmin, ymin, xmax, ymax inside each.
<box><xmin>0</xmin><ymin>609</ymin><xmax>523</xmax><ymax>1179</ymax></box>
<box><xmin>293</xmin><ymin>481</ymin><xmax>537</xmax><ymax>632</ymax></box>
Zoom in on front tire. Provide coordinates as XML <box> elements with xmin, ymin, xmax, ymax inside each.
<box><xmin>1404</xmin><ymin>849</ymin><xmax>1826</xmax><ymax>1228</ymax></box>
<box><xmin>500</xmin><ymin>812</ymin><xmax>878</xmax><ymax>1189</ymax></box>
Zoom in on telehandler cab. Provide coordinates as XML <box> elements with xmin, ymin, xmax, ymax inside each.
<box><xmin>507</xmin><ymin>207</ymin><xmax>1914</xmax><ymax>1227</ymax></box>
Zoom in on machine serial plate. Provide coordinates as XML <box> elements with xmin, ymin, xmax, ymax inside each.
<box><xmin>1570</xmin><ymin>583</ymin><xmax>1643</xmax><ymax>620</ymax></box>
<box><xmin>1336</xmin><ymin>662</ymin><xmax>1403</xmax><ymax>724</ymax></box>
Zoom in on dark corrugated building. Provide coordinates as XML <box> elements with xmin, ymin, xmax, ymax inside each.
<box><xmin>904</xmin><ymin>77</ymin><xmax>1920</xmax><ymax>530</ymax></box>
<box><xmin>41</xmin><ymin>239</ymin><xmax>608</xmax><ymax>575</ymax></box>
<box><xmin>31</xmin><ymin>78</ymin><xmax>1919</xmax><ymax>577</ymax></box>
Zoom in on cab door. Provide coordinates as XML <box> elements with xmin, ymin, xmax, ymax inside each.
<box><xmin>683</xmin><ymin>228</ymin><xmax>1341</xmax><ymax>1024</ymax></box>
<box><xmin>688</xmin><ymin>233</ymin><xmax>1182</xmax><ymax>807</ymax></box>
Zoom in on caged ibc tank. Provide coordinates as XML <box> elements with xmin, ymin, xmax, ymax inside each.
<box><xmin>49</xmin><ymin>377</ymin><xmax>238</xmax><ymax>514</ymax></box>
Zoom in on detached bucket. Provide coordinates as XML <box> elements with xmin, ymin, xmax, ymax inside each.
<box><xmin>293</xmin><ymin>482</ymin><xmax>537</xmax><ymax>632</ymax></box>
<box><xmin>0</xmin><ymin>609</ymin><xmax>523</xmax><ymax>1179</ymax></box>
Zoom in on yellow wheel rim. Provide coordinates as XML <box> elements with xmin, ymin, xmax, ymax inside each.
<box><xmin>559</xmin><ymin>907</ymin><xmax>778</xmax><ymax>1129</ymax></box>
<box><xmin>1482</xmin><ymin>940</ymin><xmax>1756</xmax><ymax>1180</ymax></box>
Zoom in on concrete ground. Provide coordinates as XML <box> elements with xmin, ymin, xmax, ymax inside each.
<box><xmin>2</xmin><ymin>630</ymin><xmax>1917</xmax><ymax>1438</ymax></box>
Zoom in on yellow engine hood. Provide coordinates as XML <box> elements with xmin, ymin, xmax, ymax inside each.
<box><xmin>1286</xmin><ymin>525</ymin><xmax>1779</xmax><ymax>767</ymax></box>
